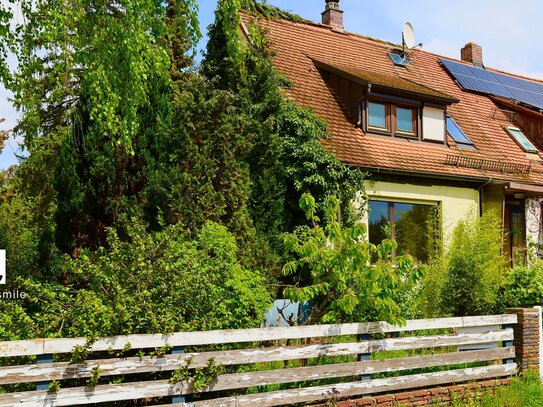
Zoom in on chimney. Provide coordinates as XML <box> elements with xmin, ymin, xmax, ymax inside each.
<box><xmin>461</xmin><ymin>42</ymin><xmax>483</xmax><ymax>68</ymax></box>
<box><xmin>322</xmin><ymin>0</ymin><xmax>344</xmax><ymax>31</ymax></box>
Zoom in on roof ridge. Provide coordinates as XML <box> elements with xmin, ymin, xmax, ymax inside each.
<box><xmin>263</xmin><ymin>14</ymin><xmax>543</xmax><ymax>85</ymax></box>
<box><xmin>246</xmin><ymin>12</ymin><xmax>401</xmax><ymax>49</ymax></box>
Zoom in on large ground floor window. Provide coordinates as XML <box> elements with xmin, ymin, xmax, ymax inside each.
<box><xmin>368</xmin><ymin>200</ymin><xmax>440</xmax><ymax>262</ymax></box>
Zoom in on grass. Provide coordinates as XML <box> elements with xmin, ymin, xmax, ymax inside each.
<box><xmin>450</xmin><ymin>372</ymin><xmax>543</xmax><ymax>407</ymax></box>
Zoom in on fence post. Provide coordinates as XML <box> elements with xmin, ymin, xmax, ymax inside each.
<box><xmin>534</xmin><ymin>306</ymin><xmax>543</xmax><ymax>381</ymax></box>
<box><xmin>505</xmin><ymin>308</ymin><xmax>541</xmax><ymax>375</ymax></box>
<box><xmin>171</xmin><ymin>346</ymin><xmax>185</xmax><ymax>403</ymax></box>
<box><xmin>36</xmin><ymin>354</ymin><xmax>53</xmax><ymax>391</ymax></box>
<box><xmin>357</xmin><ymin>334</ymin><xmax>371</xmax><ymax>381</ymax></box>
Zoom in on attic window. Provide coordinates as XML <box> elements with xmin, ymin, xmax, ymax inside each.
<box><xmin>366</xmin><ymin>100</ymin><xmax>417</xmax><ymax>138</ymax></box>
<box><xmin>505</xmin><ymin>126</ymin><xmax>538</xmax><ymax>154</ymax></box>
<box><xmin>368</xmin><ymin>102</ymin><xmax>389</xmax><ymax>130</ymax></box>
<box><xmin>446</xmin><ymin>116</ymin><xmax>474</xmax><ymax>149</ymax></box>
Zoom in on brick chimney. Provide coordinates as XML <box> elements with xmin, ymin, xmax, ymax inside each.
<box><xmin>461</xmin><ymin>42</ymin><xmax>483</xmax><ymax>68</ymax></box>
<box><xmin>322</xmin><ymin>0</ymin><xmax>344</xmax><ymax>31</ymax></box>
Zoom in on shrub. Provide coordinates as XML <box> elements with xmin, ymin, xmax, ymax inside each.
<box><xmin>419</xmin><ymin>210</ymin><xmax>507</xmax><ymax>317</ymax></box>
<box><xmin>0</xmin><ymin>220</ymin><xmax>272</xmax><ymax>339</ymax></box>
<box><xmin>282</xmin><ymin>193</ymin><xmax>423</xmax><ymax>325</ymax></box>
<box><xmin>501</xmin><ymin>260</ymin><xmax>543</xmax><ymax>309</ymax></box>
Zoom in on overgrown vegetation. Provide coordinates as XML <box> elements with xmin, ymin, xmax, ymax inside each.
<box><xmin>419</xmin><ymin>210</ymin><xmax>507</xmax><ymax>317</ymax></box>
<box><xmin>0</xmin><ymin>0</ymin><xmax>542</xmax><ymax>405</ymax></box>
<box><xmin>283</xmin><ymin>193</ymin><xmax>422</xmax><ymax>324</ymax></box>
<box><xmin>501</xmin><ymin>258</ymin><xmax>543</xmax><ymax>309</ymax></box>
<box><xmin>451</xmin><ymin>372</ymin><xmax>543</xmax><ymax>407</ymax></box>
<box><xmin>0</xmin><ymin>0</ymin><xmax>365</xmax><ymax>342</ymax></box>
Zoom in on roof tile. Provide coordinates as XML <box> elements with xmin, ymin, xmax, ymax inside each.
<box><xmin>248</xmin><ymin>15</ymin><xmax>543</xmax><ymax>185</ymax></box>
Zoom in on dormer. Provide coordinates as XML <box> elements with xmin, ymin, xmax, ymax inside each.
<box><xmin>312</xmin><ymin>59</ymin><xmax>459</xmax><ymax>145</ymax></box>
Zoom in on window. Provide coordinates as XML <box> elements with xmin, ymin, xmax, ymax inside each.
<box><xmin>446</xmin><ymin>116</ymin><xmax>474</xmax><ymax>148</ymax></box>
<box><xmin>366</xmin><ymin>100</ymin><xmax>417</xmax><ymax>137</ymax></box>
<box><xmin>368</xmin><ymin>102</ymin><xmax>388</xmax><ymax>130</ymax></box>
<box><xmin>396</xmin><ymin>106</ymin><xmax>416</xmax><ymax>135</ymax></box>
<box><xmin>505</xmin><ymin>126</ymin><xmax>538</xmax><ymax>153</ymax></box>
<box><xmin>368</xmin><ymin>200</ymin><xmax>439</xmax><ymax>262</ymax></box>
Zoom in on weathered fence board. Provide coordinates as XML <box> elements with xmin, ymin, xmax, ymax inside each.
<box><xmin>0</xmin><ymin>349</ymin><xmax>515</xmax><ymax>406</ymax></box>
<box><xmin>0</xmin><ymin>329</ymin><xmax>513</xmax><ymax>385</ymax></box>
<box><xmin>0</xmin><ymin>314</ymin><xmax>519</xmax><ymax>406</ymax></box>
<box><xmin>0</xmin><ymin>314</ymin><xmax>517</xmax><ymax>358</ymax></box>
<box><xmin>162</xmin><ymin>364</ymin><xmax>517</xmax><ymax>407</ymax></box>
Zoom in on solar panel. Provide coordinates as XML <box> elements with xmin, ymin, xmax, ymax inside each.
<box><xmin>440</xmin><ymin>58</ymin><xmax>543</xmax><ymax>110</ymax></box>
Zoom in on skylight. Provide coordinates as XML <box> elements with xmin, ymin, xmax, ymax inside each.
<box><xmin>446</xmin><ymin>116</ymin><xmax>474</xmax><ymax>149</ymax></box>
<box><xmin>505</xmin><ymin>127</ymin><xmax>538</xmax><ymax>154</ymax></box>
<box><xmin>388</xmin><ymin>53</ymin><xmax>411</xmax><ymax>67</ymax></box>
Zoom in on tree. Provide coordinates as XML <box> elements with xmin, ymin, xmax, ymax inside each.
<box><xmin>0</xmin><ymin>0</ymin><xmax>200</xmax><ymax>252</ymax></box>
<box><xmin>282</xmin><ymin>193</ymin><xmax>423</xmax><ymax>324</ymax></box>
<box><xmin>204</xmin><ymin>0</ymin><xmax>364</xmax><ymax>247</ymax></box>
<box><xmin>144</xmin><ymin>74</ymin><xmax>254</xmax><ymax>239</ymax></box>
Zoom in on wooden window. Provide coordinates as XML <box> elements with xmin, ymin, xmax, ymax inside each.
<box><xmin>368</xmin><ymin>200</ymin><xmax>439</xmax><ymax>262</ymax></box>
<box><xmin>394</xmin><ymin>105</ymin><xmax>417</xmax><ymax>137</ymax></box>
<box><xmin>367</xmin><ymin>101</ymin><xmax>390</xmax><ymax>133</ymax></box>
<box><xmin>366</xmin><ymin>100</ymin><xmax>418</xmax><ymax>138</ymax></box>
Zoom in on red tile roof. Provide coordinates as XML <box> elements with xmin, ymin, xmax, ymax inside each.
<box><xmin>246</xmin><ymin>14</ymin><xmax>543</xmax><ymax>185</ymax></box>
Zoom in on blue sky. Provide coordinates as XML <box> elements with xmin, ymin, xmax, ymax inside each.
<box><xmin>2</xmin><ymin>0</ymin><xmax>543</xmax><ymax>169</ymax></box>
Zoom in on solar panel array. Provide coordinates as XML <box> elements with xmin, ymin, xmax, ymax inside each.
<box><xmin>440</xmin><ymin>58</ymin><xmax>543</xmax><ymax>110</ymax></box>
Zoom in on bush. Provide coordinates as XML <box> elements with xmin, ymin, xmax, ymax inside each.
<box><xmin>501</xmin><ymin>260</ymin><xmax>543</xmax><ymax>309</ymax></box>
<box><xmin>419</xmin><ymin>210</ymin><xmax>507</xmax><ymax>317</ymax></box>
<box><xmin>0</xmin><ymin>220</ymin><xmax>272</xmax><ymax>339</ymax></box>
<box><xmin>282</xmin><ymin>194</ymin><xmax>423</xmax><ymax>325</ymax></box>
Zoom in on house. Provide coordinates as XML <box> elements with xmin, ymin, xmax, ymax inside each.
<box><xmin>242</xmin><ymin>0</ymin><xmax>543</xmax><ymax>264</ymax></box>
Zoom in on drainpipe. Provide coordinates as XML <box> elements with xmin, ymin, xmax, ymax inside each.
<box><xmin>477</xmin><ymin>177</ymin><xmax>493</xmax><ymax>217</ymax></box>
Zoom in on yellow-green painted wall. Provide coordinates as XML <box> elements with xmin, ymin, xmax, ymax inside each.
<box><xmin>363</xmin><ymin>180</ymin><xmax>480</xmax><ymax>246</ymax></box>
<box><xmin>481</xmin><ymin>187</ymin><xmax>503</xmax><ymax>219</ymax></box>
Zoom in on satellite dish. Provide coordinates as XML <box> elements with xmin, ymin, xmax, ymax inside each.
<box><xmin>402</xmin><ymin>22</ymin><xmax>416</xmax><ymax>50</ymax></box>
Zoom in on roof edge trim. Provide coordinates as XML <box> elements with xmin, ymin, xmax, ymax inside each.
<box><xmin>311</xmin><ymin>58</ymin><xmax>459</xmax><ymax>105</ymax></box>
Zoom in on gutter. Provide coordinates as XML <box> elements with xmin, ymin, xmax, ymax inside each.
<box><xmin>360</xmin><ymin>165</ymin><xmax>494</xmax><ymax>185</ymax></box>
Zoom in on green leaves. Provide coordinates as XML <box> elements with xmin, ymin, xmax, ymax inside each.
<box><xmin>0</xmin><ymin>0</ymin><xmax>200</xmax><ymax>152</ymax></box>
<box><xmin>419</xmin><ymin>210</ymin><xmax>506</xmax><ymax>317</ymax></box>
<box><xmin>282</xmin><ymin>193</ymin><xmax>421</xmax><ymax>325</ymax></box>
<box><xmin>0</xmin><ymin>220</ymin><xmax>272</xmax><ymax>340</ymax></box>
<box><xmin>299</xmin><ymin>193</ymin><xmax>317</xmax><ymax>222</ymax></box>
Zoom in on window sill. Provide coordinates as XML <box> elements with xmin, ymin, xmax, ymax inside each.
<box><xmin>367</xmin><ymin>127</ymin><xmax>392</xmax><ymax>136</ymax></box>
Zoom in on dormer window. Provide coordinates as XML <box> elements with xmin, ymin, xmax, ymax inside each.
<box><xmin>368</xmin><ymin>102</ymin><xmax>389</xmax><ymax>131</ymax></box>
<box><xmin>396</xmin><ymin>106</ymin><xmax>416</xmax><ymax>136</ymax></box>
<box><xmin>366</xmin><ymin>100</ymin><xmax>418</xmax><ymax>138</ymax></box>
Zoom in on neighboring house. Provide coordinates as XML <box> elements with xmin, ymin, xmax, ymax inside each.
<box><xmin>242</xmin><ymin>0</ymin><xmax>543</xmax><ymax>265</ymax></box>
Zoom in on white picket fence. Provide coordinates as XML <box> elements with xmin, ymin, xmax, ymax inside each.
<box><xmin>0</xmin><ymin>314</ymin><xmax>518</xmax><ymax>406</ymax></box>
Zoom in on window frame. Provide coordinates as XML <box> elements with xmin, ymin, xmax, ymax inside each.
<box><xmin>367</xmin><ymin>101</ymin><xmax>392</xmax><ymax>135</ymax></box>
<box><xmin>368</xmin><ymin>199</ymin><xmax>440</xmax><ymax>262</ymax></box>
<box><xmin>365</xmin><ymin>97</ymin><xmax>419</xmax><ymax>139</ymax></box>
<box><xmin>446</xmin><ymin>115</ymin><xmax>475</xmax><ymax>149</ymax></box>
<box><xmin>505</xmin><ymin>126</ymin><xmax>538</xmax><ymax>154</ymax></box>
<box><xmin>394</xmin><ymin>104</ymin><xmax>418</xmax><ymax>138</ymax></box>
